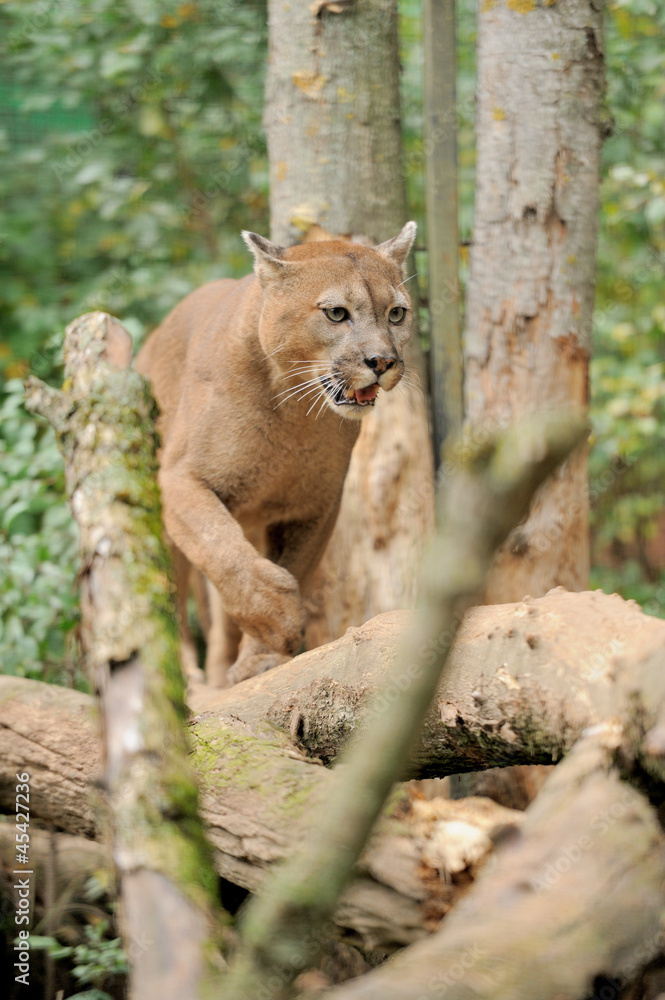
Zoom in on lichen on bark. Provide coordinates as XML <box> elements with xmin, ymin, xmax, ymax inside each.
<box><xmin>25</xmin><ymin>312</ymin><xmax>226</xmax><ymax>999</ymax></box>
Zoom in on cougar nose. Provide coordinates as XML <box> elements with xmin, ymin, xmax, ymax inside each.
<box><xmin>364</xmin><ymin>355</ymin><xmax>396</xmax><ymax>374</ymax></box>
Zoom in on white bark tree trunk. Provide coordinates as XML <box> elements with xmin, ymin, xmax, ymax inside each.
<box><xmin>264</xmin><ymin>0</ymin><xmax>434</xmax><ymax>646</ymax></box>
<box><xmin>463</xmin><ymin>0</ymin><xmax>606</xmax><ymax>604</ymax></box>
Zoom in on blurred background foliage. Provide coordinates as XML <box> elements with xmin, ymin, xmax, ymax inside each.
<box><xmin>0</xmin><ymin>0</ymin><xmax>664</xmax><ymax>684</ymax></box>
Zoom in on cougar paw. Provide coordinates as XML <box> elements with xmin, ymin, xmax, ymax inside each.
<box><xmin>236</xmin><ymin>559</ymin><xmax>306</xmax><ymax>655</ymax></box>
<box><xmin>226</xmin><ymin>650</ymin><xmax>286</xmax><ymax>686</ymax></box>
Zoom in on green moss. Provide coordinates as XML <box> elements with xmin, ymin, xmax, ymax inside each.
<box><xmin>192</xmin><ymin>720</ymin><xmax>322</xmax><ymax>823</ymax></box>
<box><xmin>50</xmin><ymin>351</ymin><xmax>227</xmax><ymax>942</ymax></box>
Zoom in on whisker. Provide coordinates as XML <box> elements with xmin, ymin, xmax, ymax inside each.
<box><xmin>315</xmin><ymin>390</ymin><xmax>331</xmax><ymax>419</ymax></box>
<box><xmin>277</xmin><ymin>364</ymin><xmax>330</xmax><ymax>382</ymax></box>
<box><xmin>283</xmin><ymin>361</ymin><xmax>330</xmax><ymax>369</ymax></box>
<box><xmin>272</xmin><ymin>375</ymin><xmax>324</xmax><ymax>400</ymax></box>
<box><xmin>264</xmin><ymin>343</ymin><xmax>286</xmax><ymax>360</ymax></box>
<box><xmin>296</xmin><ymin>383</ymin><xmax>328</xmax><ymax>402</ymax></box>
<box><xmin>273</xmin><ymin>381</ymin><xmax>325</xmax><ymax>409</ymax></box>
<box><xmin>396</xmin><ymin>272</ymin><xmax>419</xmax><ymax>290</ymax></box>
<box><xmin>278</xmin><ymin>371</ymin><xmax>327</xmax><ymax>383</ymax></box>
<box><xmin>403</xmin><ymin>365</ymin><xmax>422</xmax><ymax>386</ymax></box>
<box><xmin>395</xmin><ymin>383</ymin><xmax>416</xmax><ymax>415</ymax></box>
<box><xmin>399</xmin><ymin>373</ymin><xmax>425</xmax><ymax>402</ymax></box>
<box><xmin>283</xmin><ymin>360</ymin><xmax>330</xmax><ymax>370</ymax></box>
<box><xmin>402</xmin><ymin>386</ymin><xmax>425</xmax><ymax>404</ymax></box>
<box><xmin>306</xmin><ymin>386</ymin><xmax>329</xmax><ymax>417</ymax></box>
<box><xmin>272</xmin><ymin>385</ymin><xmax>320</xmax><ymax>405</ymax></box>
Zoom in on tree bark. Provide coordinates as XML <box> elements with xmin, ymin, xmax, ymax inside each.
<box><xmin>3</xmin><ymin>583</ymin><xmax>664</xmax><ymax>957</ymax></box>
<box><xmin>24</xmin><ymin>313</ymin><xmax>224</xmax><ymax>1000</ymax></box>
<box><xmin>2</xmin><ymin>581</ymin><xmax>665</xmax><ymax>994</ymax></box>
<box><xmin>463</xmin><ymin>0</ymin><xmax>606</xmax><ymax>602</ymax></box>
<box><xmin>0</xmin><ymin>673</ymin><xmax>525</xmax><ymax>954</ymax></box>
<box><xmin>264</xmin><ymin>0</ymin><xmax>434</xmax><ymax>647</ymax></box>
<box><xmin>324</xmin><ymin>732</ymin><xmax>665</xmax><ymax>1000</ymax></box>
<box><xmin>185</xmin><ymin>585</ymin><xmax>665</xmax><ymax>777</ymax></box>
<box><xmin>3</xmin><ymin>585</ymin><xmax>664</xmax><ymax>816</ymax></box>
<box><xmin>423</xmin><ymin>0</ymin><xmax>463</xmax><ymax>459</ymax></box>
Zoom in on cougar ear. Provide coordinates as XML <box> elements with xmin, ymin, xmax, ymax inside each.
<box><xmin>374</xmin><ymin>221</ymin><xmax>417</xmax><ymax>273</ymax></box>
<box><xmin>242</xmin><ymin>231</ymin><xmax>291</xmax><ymax>286</ymax></box>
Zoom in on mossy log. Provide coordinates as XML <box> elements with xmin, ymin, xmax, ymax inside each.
<box><xmin>3</xmin><ymin>581</ymin><xmax>664</xmax><ymax>840</ymax></box>
<box><xmin>3</xmin><ymin>585</ymin><xmax>665</xmax><ymax>960</ymax></box>
<box><xmin>0</xmin><ymin>673</ymin><xmax>524</xmax><ymax>952</ymax></box>
<box><xmin>24</xmin><ymin>313</ymin><xmax>224</xmax><ymax>1000</ymax></box>
<box><xmin>3</xmin><ymin>575</ymin><xmax>665</xmax><ymax>988</ymax></box>
<box><xmin>2</xmin><ymin>660</ymin><xmax>665</xmax><ymax>999</ymax></box>
<box><xmin>189</xmin><ymin>586</ymin><xmax>665</xmax><ymax>776</ymax></box>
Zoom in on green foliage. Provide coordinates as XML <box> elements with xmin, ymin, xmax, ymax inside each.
<box><xmin>1</xmin><ymin>0</ymin><xmax>268</xmax><ymax>367</ymax></box>
<box><xmin>590</xmin><ymin>0</ymin><xmax>665</xmax><ymax>605</ymax></box>
<box><xmin>29</xmin><ymin>920</ymin><xmax>128</xmax><ymax>999</ymax></box>
<box><xmin>1</xmin><ymin>0</ymin><xmax>665</xmax><ymax>685</ymax></box>
<box><xmin>0</xmin><ymin>378</ymin><xmax>80</xmax><ymax>680</ymax></box>
<box><xmin>0</xmin><ymin>0</ymin><xmax>268</xmax><ymax>682</ymax></box>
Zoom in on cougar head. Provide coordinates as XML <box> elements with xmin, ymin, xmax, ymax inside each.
<box><xmin>242</xmin><ymin>222</ymin><xmax>417</xmax><ymax>421</ymax></box>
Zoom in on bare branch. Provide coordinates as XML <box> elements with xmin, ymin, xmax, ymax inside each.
<box><xmin>25</xmin><ymin>312</ymin><xmax>225</xmax><ymax>1000</ymax></box>
<box><xmin>223</xmin><ymin>413</ymin><xmax>588</xmax><ymax>998</ymax></box>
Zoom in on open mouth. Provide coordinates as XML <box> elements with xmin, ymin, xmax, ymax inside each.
<box><xmin>324</xmin><ymin>378</ymin><xmax>380</xmax><ymax>407</ymax></box>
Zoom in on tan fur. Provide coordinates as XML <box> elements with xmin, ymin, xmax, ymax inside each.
<box><xmin>134</xmin><ymin>223</ymin><xmax>416</xmax><ymax>686</ymax></box>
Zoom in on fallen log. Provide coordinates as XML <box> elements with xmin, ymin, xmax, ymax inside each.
<box><xmin>4</xmin><ymin>584</ymin><xmax>663</xmax><ymax>839</ymax></box>
<box><xmin>25</xmin><ymin>312</ymin><xmax>224</xmax><ymax>1000</ymax></box>
<box><xmin>0</xmin><ymin>674</ymin><xmax>523</xmax><ymax>952</ymax></box>
<box><xmin>3</xmin><ymin>680</ymin><xmax>665</xmax><ymax>998</ymax></box>
<box><xmin>5</xmin><ymin>587</ymin><xmax>661</xmax><ymax>845</ymax></box>
<box><xmin>2</xmin><ymin>575</ymin><xmax>665</xmax><ymax>956</ymax></box>
<box><xmin>188</xmin><ymin>586</ymin><xmax>665</xmax><ymax>776</ymax></box>
<box><xmin>324</xmin><ymin>732</ymin><xmax>665</xmax><ymax>1000</ymax></box>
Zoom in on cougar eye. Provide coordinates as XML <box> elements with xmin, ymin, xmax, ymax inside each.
<box><xmin>389</xmin><ymin>306</ymin><xmax>406</xmax><ymax>324</ymax></box>
<box><xmin>323</xmin><ymin>307</ymin><xmax>349</xmax><ymax>323</ymax></box>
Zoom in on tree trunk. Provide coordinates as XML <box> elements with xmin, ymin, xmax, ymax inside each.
<box><xmin>25</xmin><ymin>314</ymin><xmax>224</xmax><ymax>1000</ymax></box>
<box><xmin>463</xmin><ymin>0</ymin><xmax>606</xmax><ymax>603</ymax></box>
<box><xmin>4</xmin><ymin>585</ymin><xmax>663</xmax><ymax>824</ymax></box>
<box><xmin>324</xmin><ymin>732</ymin><xmax>665</xmax><ymax>1000</ymax></box>
<box><xmin>264</xmin><ymin>0</ymin><xmax>434</xmax><ymax>646</ymax></box>
<box><xmin>0</xmin><ymin>674</ymin><xmax>526</xmax><ymax>954</ymax></box>
<box><xmin>423</xmin><ymin>0</ymin><xmax>463</xmax><ymax>459</ymax></box>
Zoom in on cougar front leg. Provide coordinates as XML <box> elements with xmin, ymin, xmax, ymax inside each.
<box><xmin>225</xmin><ymin>633</ymin><xmax>288</xmax><ymax>686</ymax></box>
<box><xmin>226</xmin><ymin>507</ymin><xmax>342</xmax><ymax>685</ymax></box>
<box><xmin>158</xmin><ymin>461</ymin><xmax>307</xmax><ymax>658</ymax></box>
<box><xmin>267</xmin><ymin>505</ymin><xmax>343</xmax><ymax>594</ymax></box>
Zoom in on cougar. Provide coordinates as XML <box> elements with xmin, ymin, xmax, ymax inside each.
<box><xmin>134</xmin><ymin>221</ymin><xmax>416</xmax><ymax>685</ymax></box>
